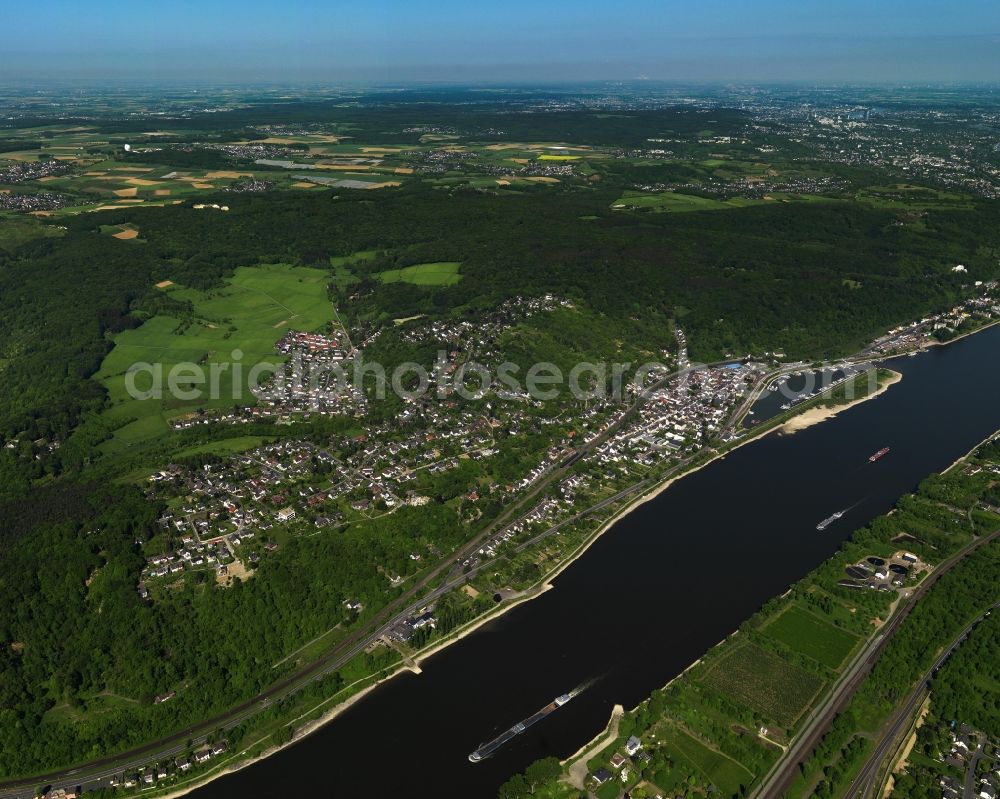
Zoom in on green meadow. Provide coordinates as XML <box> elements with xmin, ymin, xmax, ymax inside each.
<box><xmin>611</xmin><ymin>190</ymin><xmax>837</xmax><ymax>213</ymax></box>
<box><xmin>659</xmin><ymin>724</ymin><xmax>756</xmax><ymax>797</ymax></box>
<box><xmin>855</xmin><ymin>183</ymin><xmax>976</xmax><ymax>211</ymax></box>
<box><xmin>612</xmin><ymin>191</ymin><xmax>733</xmax><ymax>211</ymax></box>
<box><xmin>0</xmin><ymin>213</ymin><xmax>65</xmax><ymax>251</ymax></box>
<box><xmin>94</xmin><ymin>263</ymin><xmax>333</xmax><ymax>450</ymax></box>
<box><xmin>761</xmin><ymin>603</ymin><xmax>860</xmax><ymax>670</ymax></box>
<box><xmin>377</xmin><ymin>261</ymin><xmax>462</xmax><ymax>286</ymax></box>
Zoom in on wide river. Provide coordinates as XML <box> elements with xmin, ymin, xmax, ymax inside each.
<box><xmin>197</xmin><ymin>324</ymin><xmax>1000</xmax><ymax>799</ymax></box>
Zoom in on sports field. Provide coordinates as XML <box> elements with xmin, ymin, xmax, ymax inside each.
<box><xmin>761</xmin><ymin>603</ymin><xmax>860</xmax><ymax>669</ymax></box>
<box><xmin>377</xmin><ymin>261</ymin><xmax>462</xmax><ymax>286</ymax></box>
<box><xmin>95</xmin><ymin>263</ymin><xmax>333</xmax><ymax>449</ymax></box>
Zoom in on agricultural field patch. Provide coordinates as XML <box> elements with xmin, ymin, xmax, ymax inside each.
<box><xmin>612</xmin><ymin>190</ymin><xmax>834</xmax><ymax>213</ymax></box>
<box><xmin>94</xmin><ymin>263</ymin><xmax>333</xmax><ymax>449</ymax></box>
<box><xmin>0</xmin><ymin>214</ymin><xmax>65</xmax><ymax>250</ymax></box>
<box><xmin>99</xmin><ymin>223</ymin><xmax>141</xmax><ymax>240</ymax></box>
<box><xmin>377</xmin><ymin>261</ymin><xmax>462</xmax><ymax>286</ymax></box>
<box><xmin>659</xmin><ymin>724</ymin><xmax>755</xmax><ymax>797</ymax></box>
<box><xmin>701</xmin><ymin>643</ymin><xmax>823</xmax><ymax>726</ymax></box>
<box><xmin>761</xmin><ymin>603</ymin><xmax>860</xmax><ymax>669</ymax></box>
<box><xmin>612</xmin><ymin>191</ymin><xmax>741</xmax><ymax>212</ymax></box>
<box><xmin>856</xmin><ymin>183</ymin><xmax>975</xmax><ymax>211</ymax></box>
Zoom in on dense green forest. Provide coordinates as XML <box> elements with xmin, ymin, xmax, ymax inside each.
<box><xmin>887</xmin><ymin>613</ymin><xmax>1000</xmax><ymax>799</ymax></box>
<box><xmin>0</xmin><ymin>471</ymin><xmax>492</xmax><ymax>775</ymax></box>
<box><xmin>3</xmin><ymin>181</ymin><xmax>997</xmax><ymax>478</ymax></box>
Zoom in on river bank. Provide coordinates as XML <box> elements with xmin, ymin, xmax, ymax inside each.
<box><xmin>186</xmin><ymin>319</ymin><xmax>1000</xmax><ymax>799</ymax></box>
<box><xmin>778</xmin><ymin>368</ymin><xmax>902</xmax><ymax>434</ymax></box>
<box><xmin>924</xmin><ymin>318</ymin><xmax>1000</xmax><ymax>350</ymax></box>
<box><xmin>542</xmin><ymin>426</ymin><xmax>1000</xmax><ymax>799</ymax></box>
<box><xmin>153</xmin><ymin>663</ymin><xmax>416</xmax><ymax>799</ymax></box>
<box><xmin>149</xmin><ymin>365</ymin><xmax>915</xmax><ymax>799</ymax></box>
<box><xmin>152</xmin><ymin>368</ymin><xmax>908</xmax><ymax>798</ymax></box>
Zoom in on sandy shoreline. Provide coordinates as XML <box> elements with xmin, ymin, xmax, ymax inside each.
<box><xmin>154</xmin><ymin>663</ymin><xmax>417</xmax><ymax>799</ymax></box>
<box><xmin>778</xmin><ymin>369</ymin><xmax>902</xmax><ymax>434</ymax></box>
<box><xmin>142</xmin><ymin>366</ymin><xmax>909</xmax><ymax>798</ymax></box>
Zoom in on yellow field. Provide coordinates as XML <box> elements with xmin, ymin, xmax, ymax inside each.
<box><xmin>394</xmin><ymin>167</ymin><xmax>414</xmax><ymax>174</ymax></box>
<box><xmin>292</xmin><ymin>182</ymin><xmax>317</xmax><ymax>188</ymax></box>
<box><xmin>495</xmin><ymin>179</ymin><xmax>511</xmax><ymax>186</ymax></box>
<box><xmin>204</xmin><ymin>171</ymin><xmax>253</xmax><ymax>179</ymax></box>
<box><xmin>367</xmin><ymin>181</ymin><xmax>401</xmax><ymax>189</ymax></box>
<box><xmin>316</xmin><ymin>164</ymin><xmax>369</xmax><ymax>171</ymax></box>
<box><xmin>113</xmin><ymin>187</ymin><xmax>138</xmax><ymax>197</ymax></box>
<box><xmin>155</xmin><ymin>280</ymin><xmax>175</xmax><ymax>289</ymax></box>
<box><xmin>113</xmin><ymin>228</ymin><xmax>139</xmax><ymax>240</ymax></box>
<box><xmin>154</xmin><ymin>189</ymin><xmax>171</xmax><ymax>196</ymax></box>
<box><xmin>192</xmin><ymin>183</ymin><xmax>214</xmax><ymax>189</ymax></box>
<box><xmin>112</xmin><ymin>167</ymin><xmax>154</xmax><ymax>173</ymax></box>
<box><xmin>125</xmin><ymin>177</ymin><xmax>162</xmax><ymax>187</ymax></box>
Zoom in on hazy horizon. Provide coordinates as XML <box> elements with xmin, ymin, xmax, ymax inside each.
<box><xmin>3</xmin><ymin>0</ymin><xmax>999</xmax><ymax>84</ymax></box>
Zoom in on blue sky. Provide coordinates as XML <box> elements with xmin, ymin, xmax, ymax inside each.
<box><xmin>3</xmin><ymin>0</ymin><xmax>999</xmax><ymax>83</ymax></box>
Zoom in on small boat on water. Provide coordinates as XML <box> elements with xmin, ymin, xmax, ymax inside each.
<box><xmin>816</xmin><ymin>510</ymin><xmax>845</xmax><ymax>531</ymax></box>
<box><xmin>869</xmin><ymin>447</ymin><xmax>890</xmax><ymax>463</ymax></box>
<box><xmin>469</xmin><ymin>684</ymin><xmax>588</xmax><ymax>763</ymax></box>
